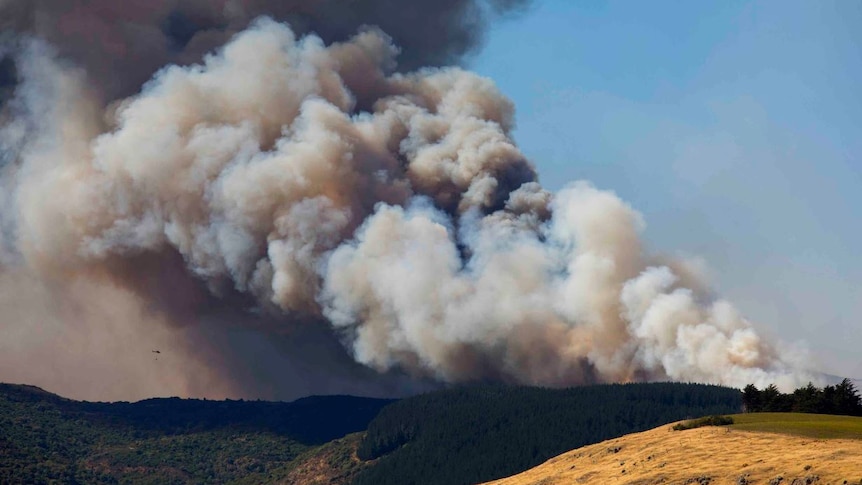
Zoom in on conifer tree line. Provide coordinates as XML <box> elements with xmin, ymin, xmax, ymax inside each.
<box><xmin>353</xmin><ymin>383</ymin><xmax>742</xmax><ymax>485</ymax></box>
<box><xmin>742</xmin><ymin>379</ymin><xmax>862</xmax><ymax>416</ymax></box>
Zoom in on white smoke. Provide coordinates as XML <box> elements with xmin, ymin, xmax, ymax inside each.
<box><xmin>0</xmin><ymin>18</ymin><xmax>815</xmax><ymax>396</ymax></box>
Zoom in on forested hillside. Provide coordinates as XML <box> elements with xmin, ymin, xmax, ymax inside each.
<box><xmin>353</xmin><ymin>383</ymin><xmax>742</xmax><ymax>485</ymax></box>
<box><xmin>1</xmin><ymin>382</ymin><xmax>744</xmax><ymax>485</ymax></box>
<box><xmin>0</xmin><ymin>384</ymin><xmax>392</xmax><ymax>484</ymax></box>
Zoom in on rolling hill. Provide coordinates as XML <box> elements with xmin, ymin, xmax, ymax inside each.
<box><xmin>483</xmin><ymin>413</ymin><xmax>862</xmax><ymax>485</ymax></box>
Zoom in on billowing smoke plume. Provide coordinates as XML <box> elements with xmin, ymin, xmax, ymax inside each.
<box><xmin>0</xmin><ymin>0</ymin><xmax>529</xmax><ymax>101</ymax></box>
<box><xmin>0</xmin><ymin>11</ymin><xmax>815</xmax><ymax>400</ymax></box>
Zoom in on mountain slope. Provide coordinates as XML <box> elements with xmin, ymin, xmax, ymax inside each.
<box><xmin>0</xmin><ymin>383</ymin><xmax>392</xmax><ymax>484</ymax></box>
<box><xmin>484</xmin><ymin>414</ymin><xmax>862</xmax><ymax>485</ymax></box>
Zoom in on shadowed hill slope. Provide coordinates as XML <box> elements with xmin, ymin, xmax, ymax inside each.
<box><xmin>352</xmin><ymin>383</ymin><xmax>742</xmax><ymax>485</ymax></box>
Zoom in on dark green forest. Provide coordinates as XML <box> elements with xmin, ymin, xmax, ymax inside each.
<box><xmin>742</xmin><ymin>379</ymin><xmax>862</xmax><ymax>416</ymax></box>
<box><xmin>0</xmin><ymin>383</ymin><xmax>392</xmax><ymax>484</ymax></box>
<box><xmin>352</xmin><ymin>382</ymin><xmax>743</xmax><ymax>485</ymax></box>
<box><xmin>1</xmin><ymin>381</ymin><xmax>743</xmax><ymax>485</ymax></box>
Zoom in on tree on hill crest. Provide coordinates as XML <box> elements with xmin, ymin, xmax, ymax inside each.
<box><xmin>742</xmin><ymin>379</ymin><xmax>862</xmax><ymax>415</ymax></box>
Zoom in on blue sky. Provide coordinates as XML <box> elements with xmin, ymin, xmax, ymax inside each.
<box><xmin>471</xmin><ymin>0</ymin><xmax>861</xmax><ymax>378</ymax></box>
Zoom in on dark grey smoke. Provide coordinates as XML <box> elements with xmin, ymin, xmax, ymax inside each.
<box><xmin>0</xmin><ymin>0</ymin><xmax>531</xmax><ymax>101</ymax></box>
<box><xmin>0</xmin><ymin>38</ymin><xmax>16</xmax><ymax>109</ymax></box>
<box><xmin>0</xmin><ymin>56</ymin><xmax>14</xmax><ymax>95</ymax></box>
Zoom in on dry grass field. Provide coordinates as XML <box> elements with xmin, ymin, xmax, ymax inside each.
<box><xmin>483</xmin><ymin>414</ymin><xmax>862</xmax><ymax>485</ymax></box>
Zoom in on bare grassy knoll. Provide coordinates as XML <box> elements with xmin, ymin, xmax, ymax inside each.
<box><xmin>484</xmin><ymin>414</ymin><xmax>862</xmax><ymax>485</ymax></box>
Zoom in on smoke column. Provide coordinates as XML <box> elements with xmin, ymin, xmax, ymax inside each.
<box><xmin>0</xmin><ymin>4</ymin><xmax>815</xmax><ymax>400</ymax></box>
<box><xmin>0</xmin><ymin>0</ymin><xmax>529</xmax><ymax>101</ymax></box>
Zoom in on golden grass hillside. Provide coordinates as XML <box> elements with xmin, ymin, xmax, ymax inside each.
<box><xmin>483</xmin><ymin>414</ymin><xmax>862</xmax><ymax>485</ymax></box>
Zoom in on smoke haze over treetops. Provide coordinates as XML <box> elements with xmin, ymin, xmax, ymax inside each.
<box><xmin>0</xmin><ymin>2</ymin><xmax>816</xmax><ymax>401</ymax></box>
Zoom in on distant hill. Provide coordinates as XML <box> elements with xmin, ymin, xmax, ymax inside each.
<box><xmin>1</xmin><ymin>382</ymin><xmax>745</xmax><ymax>485</ymax></box>
<box><xmin>483</xmin><ymin>413</ymin><xmax>862</xmax><ymax>485</ymax></box>
<box><xmin>351</xmin><ymin>382</ymin><xmax>742</xmax><ymax>485</ymax></box>
<box><xmin>0</xmin><ymin>383</ymin><xmax>393</xmax><ymax>484</ymax></box>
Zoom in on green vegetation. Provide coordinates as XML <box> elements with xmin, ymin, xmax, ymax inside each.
<box><xmin>672</xmin><ymin>414</ymin><xmax>734</xmax><ymax>431</ymax></box>
<box><xmin>0</xmin><ymin>381</ymin><xmax>755</xmax><ymax>485</ymax></box>
<box><xmin>742</xmin><ymin>379</ymin><xmax>862</xmax><ymax>415</ymax></box>
<box><xmin>279</xmin><ymin>432</ymin><xmax>371</xmax><ymax>484</ymax></box>
<box><xmin>352</xmin><ymin>382</ymin><xmax>742</xmax><ymax>485</ymax></box>
<box><xmin>0</xmin><ymin>383</ymin><xmax>392</xmax><ymax>484</ymax></box>
<box><xmin>729</xmin><ymin>412</ymin><xmax>862</xmax><ymax>440</ymax></box>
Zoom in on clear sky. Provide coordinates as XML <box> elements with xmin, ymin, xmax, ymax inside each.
<box><xmin>470</xmin><ymin>0</ymin><xmax>861</xmax><ymax>378</ymax></box>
